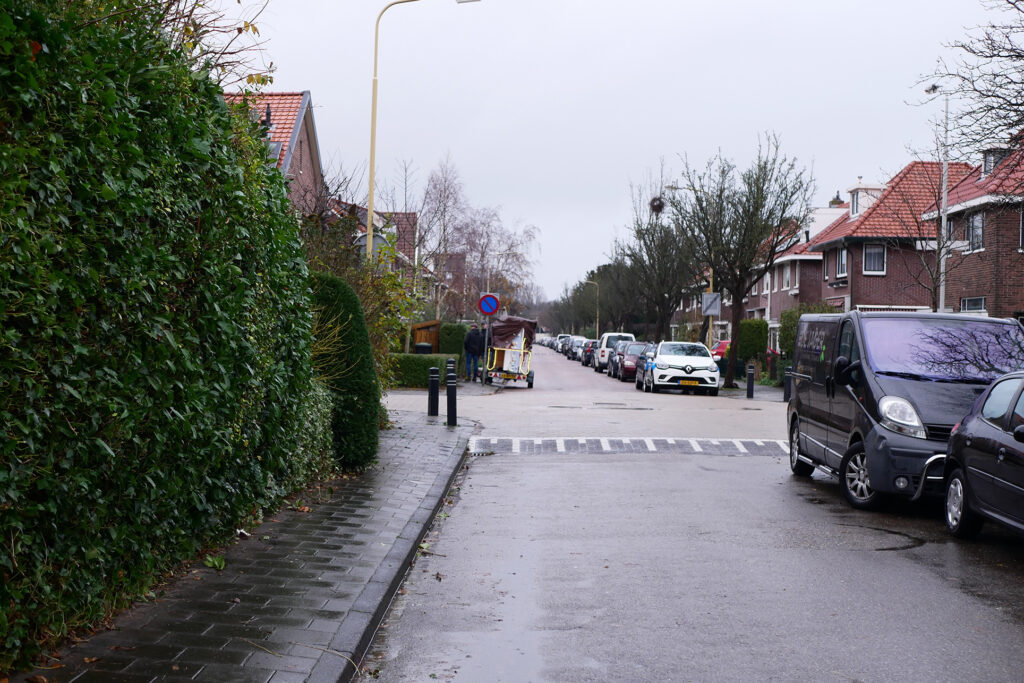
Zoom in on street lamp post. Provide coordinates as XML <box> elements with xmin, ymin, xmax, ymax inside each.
<box><xmin>926</xmin><ymin>83</ymin><xmax>950</xmax><ymax>312</ymax></box>
<box><xmin>584</xmin><ymin>280</ymin><xmax>599</xmax><ymax>338</ymax></box>
<box><xmin>366</xmin><ymin>0</ymin><xmax>481</xmax><ymax>260</ymax></box>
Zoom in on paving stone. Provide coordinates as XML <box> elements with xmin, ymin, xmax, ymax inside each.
<box><xmin>15</xmin><ymin>410</ymin><xmax>472</xmax><ymax>683</ymax></box>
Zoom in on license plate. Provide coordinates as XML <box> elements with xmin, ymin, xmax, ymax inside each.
<box><xmin>679</xmin><ymin>379</ymin><xmax>699</xmax><ymax>386</ymax></box>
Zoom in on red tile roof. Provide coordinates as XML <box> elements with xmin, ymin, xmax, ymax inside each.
<box><xmin>223</xmin><ymin>91</ymin><xmax>308</xmax><ymax>172</ymax></box>
<box><xmin>811</xmin><ymin>161</ymin><xmax>974</xmax><ymax>249</ymax></box>
<box><xmin>924</xmin><ymin>146</ymin><xmax>1024</xmax><ymax>215</ymax></box>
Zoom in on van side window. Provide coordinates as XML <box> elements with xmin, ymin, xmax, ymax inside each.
<box><xmin>981</xmin><ymin>378</ymin><xmax>1022</xmax><ymax>422</ymax></box>
<box><xmin>838</xmin><ymin>321</ymin><xmax>861</xmax><ymax>382</ymax></box>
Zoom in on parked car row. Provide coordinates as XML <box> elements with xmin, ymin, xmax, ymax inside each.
<box><xmin>543</xmin><ymin>331</ymin><xmax>721</xmax><ymax>396</ymax></box>
<box><xmin>786</xmin><ymin>310</ymin><xmax>1024</xmax><ymax>540</ymax></box>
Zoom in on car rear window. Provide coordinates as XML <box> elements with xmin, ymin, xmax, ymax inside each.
<box><xmin>605</xmin><ymin>335</ymin><xmax>631</xmax><ymax>346</ymax></box>
<box><xmin>861</xmin><ymin>317</ymin><xmax>1024</xmax><ymax>382</ymax></box>
<box><xmin>626</xmin><ymin>343</ymin><xmax>646</xmax><ymax>355</ymax></box>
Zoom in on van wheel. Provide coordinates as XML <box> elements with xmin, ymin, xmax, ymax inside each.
<box><xmin>789</xmin><ymin>421</ymin><xmax>814</xmax><ymax>477</ymax></box>
<box><xmin>945</xmin><ymin>469</ymin><xmax>983</xmax><ymax>538</ymax></box>
<box><xmin>839</xmin><ymin>443</ymin><xmax>881</xmax><ymax>510</ymax></box>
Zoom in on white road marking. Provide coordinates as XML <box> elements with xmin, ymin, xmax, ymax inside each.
<box><xmin>600</xmin><ymin>438</ymin><xmax>611</xmax><ymax>451</ymax></box>
<box><xmin>512</xmin><ymin>439</ymin><xmax>520</xmax><ymax>453</ymax></box>
<box><xmin>732</xmin><ymin>439</ymin><xmax>748</xmax><ymax>453</ymax></box>
<box><xmin>644</xmin><ymin>438</ymin><xmax>656</xmax><ymax>452</ymax></box>
<box><xmin>776</xmin><ymin>440</ymin><xmax>789</xmax><ymax>452</ymax></box>
<box><xmin>689</xmin><ymin>439</ymin><xmax>702</xmax><ymax>452</ymax></box>
<box><xmin>556</xmin><ymin>439</ymin><xmax>565</xmax><ymax>452</ymax></box>
<box><xmin>666</xmin><ymin>438</ymin><xmax>675</xmax><ymax>444</ymax></box>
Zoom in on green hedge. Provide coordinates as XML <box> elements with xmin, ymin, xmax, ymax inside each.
<box><xmin>736</xmin><ymin>318</ymin><xmax>769</xmax><ymax>362</ymax></box>
<box><xmin>0</xmin><ymin>3</ymin><xmax>318</xmax><ymax>669</ymax></box>
<box><xmin>390</xmin><ymin>353</ymin><xmax>459</xmax><ymax>387</ymax></box>
<box><xmin>310</xmin><ymin>272</ymin><xmax>379</xmax><ymax>470</ymax></box>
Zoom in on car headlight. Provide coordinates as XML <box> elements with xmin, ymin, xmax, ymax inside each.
<box><xmin>656</xmin><ymin>361</ymin><xmax>668</xmax><ymax>370</ymax></box>
<box><xmin>878</xmin><ymin>396</ymin><xmax>926</xmax><ymax>439</ymax></box>
<box><xmin>624</xmin><ymin>361</ymin><xmax>635</xmax><ymax>367</ymax></box>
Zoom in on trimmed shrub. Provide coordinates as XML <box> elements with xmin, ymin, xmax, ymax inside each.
<box><xmin>0</xmin><ymin>3</ymin><xmax>316</xmax><ymax>669</ymax></box>
<box><xmin>390</xmin><ymin>353</ymin><xmax>459</xmax><ymax>387</ymax></box>
<box><xmin>310</xmin><ymin>272</ymin><xmax>379</xmax><ymax>470</ymax></box>
<box><xmin>439</xmin><ymin>322</ymin><xmax>468</xmax><ymax>355</ymax></box>
<box><xmin>736</xmin><ymin>318</ymin><xmax>769</xmax><ymax>363</ymax></box>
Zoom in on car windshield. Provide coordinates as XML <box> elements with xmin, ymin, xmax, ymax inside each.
<box><xmin>660</xmin><ymin>342</ymin><xmax>710</xmax><ymax>358</ymax></box>
<box><xmin>626</xmin><ymin>343</ymin><xmax>646</xmax><ymax>355</ymax></box>
<box><xmin>861</xmin><ymin>317</ymin><xmax>1024</xmax><ymax>382</ymax></box>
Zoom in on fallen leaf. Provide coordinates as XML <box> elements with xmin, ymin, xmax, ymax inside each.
<box><xmin>26</xmin><ymin>676</ymin><xmax>48</xmax><ymax>683</ymax></box>
<box><xmin>83</xmin><ymin>657</ymin><xmax>100</xmax><ymax>664</ymax></box>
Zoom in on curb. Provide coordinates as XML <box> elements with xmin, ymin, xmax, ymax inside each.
<box><xmin>307</xmin><ymin>420</ymin><xmax>476</xmax><ymax>683</ymax></box>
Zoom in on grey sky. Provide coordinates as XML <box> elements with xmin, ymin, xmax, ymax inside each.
<box><xmin>252</xmin><ymin>0</ymin><xmax>995</xmax><ymax>300</ymax></box>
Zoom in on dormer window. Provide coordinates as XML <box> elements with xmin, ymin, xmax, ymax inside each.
<box><xmin>982</xmin><ymin>148</ymin><xmax>1010</xmax><ymax>176</ymax></box>
<box><xmin>850</xmin><ymin>191</ymin><xmax>859</xmax><ymax>216</ymax></box>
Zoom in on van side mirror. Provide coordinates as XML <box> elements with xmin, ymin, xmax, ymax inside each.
<box><xmin>1014</xmin><ymin>425</ymin><xmax>1024</xmax><ymax>444</ymax></box>
<box><xmin>834</xmin><ymin>356</ymin><xmax>862</xmax><ymax>386</ymax></box>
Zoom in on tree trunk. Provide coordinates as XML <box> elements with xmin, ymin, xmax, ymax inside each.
<box><xmin>723</xmin><ymin>286</ymin><xmax>745</xmax><ymax>388</ymax></box>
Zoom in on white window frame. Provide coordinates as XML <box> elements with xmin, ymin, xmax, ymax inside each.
<box><xmin>763</xmin><ymin>273</ymin><xmax>770</xmax><ymax>294</ymax></box>
<box><xmin>836</xmin><ymin>248</ymin><xmax>848</xmax><ymax>277</ymax></box>
<box><xmin>862</xmin><ymin>244</ymin><xmax>886</xmax><ymax>275</ymax></box>
<box><xmin>782</xmin><ymin>263</ymin><xmax>791</xmax><ymax>289</ymax></box>
<box><xmin>967</xmin><ymin>213</ymin><xmax>985</xmax><ymax>253</ymax></box>
<box><xmin>823</xmin><ymin>252</ymin><xmax>829</xmax><ymax>281</ymax></box>
<box><xmin>1019</xmin><ymin>210</ymin><xmax>1023</xmax><ymax>251</ymax></box>
<box><xmin>961</xmin><ymin>296</ymin><xmax>987</xmax><ymax>313</ymax></box>
<box><xmin>850</xmin><ymin>191</ymin><xmax>859</xmax><ymax>216</ymax></box>
<box><xmin>773</xmin><ymin>266</ymin><xmax>779</xmax><ymax>292</ymax></box>
<box><xmin>795</xmin><ymin>262</ymin><xmax>800</xmax><ymax>288</ymax></box>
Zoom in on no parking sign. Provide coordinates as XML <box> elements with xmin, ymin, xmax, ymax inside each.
<box><xmin>478</xmin><ymin>293</ymin><xmax>500</xmax><ymax>316</ymax></box>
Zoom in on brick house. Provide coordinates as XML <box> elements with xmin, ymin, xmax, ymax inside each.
<box><xmin>742</xmin><ymin>203</ymin><xmax>848</xmax><ymax>349</ymax></box>
<box><xmin>923</xmin><ymin>146</ymin><xmax>1024</xmax><ymax>321</ymax></box>
<box><xmin>807</xmin><ymin>161</ymin><xmax>973</xmax><ymax>313</ymax></box>
<box><xmin>223</xmin><ymin>91</ymin><xmax>325</xmax><ymax>212</ymax></box>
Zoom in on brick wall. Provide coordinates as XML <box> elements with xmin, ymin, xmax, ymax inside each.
<box><xmin>946</xmin><ymin>206</ymin><xmax>1024</xmax><ymax>318</ymax></box>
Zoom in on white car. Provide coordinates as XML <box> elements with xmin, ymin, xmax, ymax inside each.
<box><xmin>593</xmin><ymin>332</ymin><xmax>635</xmax><ymax>372</ymax></box>
<box><xmin>642</xmin><ymin>341</ymin><xmax>720</xmax><ymax>395</ymax></box>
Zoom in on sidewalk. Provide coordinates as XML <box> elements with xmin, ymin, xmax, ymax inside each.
<box><xmin>17</xmin><ymin>410</ymin><xmax>475</xmax><ymax>683</ymax></box>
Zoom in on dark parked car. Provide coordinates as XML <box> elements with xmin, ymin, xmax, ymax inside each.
<box><xmin>944</xmin><ymin>370</ymin><xmax>1024</xmax><ymax>538</ymax></box>
<box><xmin>617</xmin><ymin>341</ymin><xmax>649</xmax><ymax>382</ymax></box>
<box><xmin>607</xmin><ymin>340</ymin><xmax>631</xmax><ymax>378</ymax></box>
<box><xmin>634</xmin><ymin>342</ymin><xmax>657</xmax><ymax>390</ymax></box>
<box><xmin>788</xmin><ymin>311</ymin><xmax>1024</xmax><ymax>510</ymax></box>
<box><xmin>581</xmin><ymin>339</ymin><xmax>598</xmax><ymax>366</ymax></box>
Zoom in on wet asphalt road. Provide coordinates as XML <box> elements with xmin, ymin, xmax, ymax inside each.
<box><xmin>376</xmin><ymin>346</ymin><xmax>1024</xmax><ymax>682</ymax></box>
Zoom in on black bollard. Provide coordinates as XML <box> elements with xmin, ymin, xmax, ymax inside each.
<box><xmin>783</xmin><ymin>365</ymin><xmax>792</xmax><ymax>403</ymax></box>
<box><xmin>446</xmin><ymin>367</ymin><xmax>457</xmax><ymax>426</ymax></box>
<box><xmin>746</xmin><ymin>364</ymin><xmax>755</xmax><ymax>399</ymax></box>
<box><xmin>446</xmin><ymin>357</ymin><xmax>456</xmax><ymax>377</ymax></box>
<box><xmin>428</xmin><ymin>367</ymin><xmax>439</xmax><ymax>416</ymax></box>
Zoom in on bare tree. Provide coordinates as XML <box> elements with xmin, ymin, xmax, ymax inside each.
<box><xmin>416</xmin><ymin>156</ymin><xmax>467</xmax><ymax>319</ymax></box>
<box><xmin>617</xmin><ymin>174</ymin><xmax>698</xmax><ymax>342</ymax></box>
<box><xmin>672</xmin><ymin>135</ymin><xmax>814</xmax><ymax>387</ymax></box>
<box><xmin>933</xmin><ymin>0</ymin><xmax>1024</xmax><ymax>156</ymax></box>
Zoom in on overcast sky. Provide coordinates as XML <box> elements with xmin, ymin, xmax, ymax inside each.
<box><xmin>247</xmin><ymin>0</ymin><xmax>996</xmax><ymax>300</ymax></box>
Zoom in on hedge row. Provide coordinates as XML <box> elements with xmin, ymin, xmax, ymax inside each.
<box><xmin>390</xmin><ymin>353</ymin><xmax>460</xmax><ymax>387</ymax></box>
<box><xmin>0</xmin><ymin>3</ymin><xmax>325</xmax><ymax>669</ymax></box>
<box><xmin>311</xmin><ymin>272</ymin><xmax>379</xmax><ymax>470</ymax></box>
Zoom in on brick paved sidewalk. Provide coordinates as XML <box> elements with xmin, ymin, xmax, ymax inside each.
<box><xmin>17</xmin><ymin>410</ymin><xmax>474</xmax><ymax>683</ymax></box>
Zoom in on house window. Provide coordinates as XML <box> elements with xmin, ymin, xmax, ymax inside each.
<box><xmin>795</xmin><ymin>262</ymin><xmax>800</xmax><ymax>288</ymax></box>
<box><xmin>773</xmin><ymin>267</ymin><xmax>779</xmax><ymax>292</ymax></box>
<box><xmin>823</xmin><ymin>252</ymin><xmax>829</xmax><ymax>280</ymax></box>
<box><xmin>851</xmin><ymin>191</ymin><xmax>859</xmax><ymax>215</ymax></box>
<box><xmin>961</xmin><ymin>296</ymin><xmax>986</xmax><ymax>313</ymax></box>
<box><xmin>763</xmin><ymin>273</ymin><xmax>770</xmax><ymax>293</ymax></box>
<box><xmin>863</xmin><ymin>244</ymin><xmax>886</xmax><ymax>275</ymax></box>
<box><xmin>1019</xmin><ymin>211</ymin><xmax>1023</xmax><ymax>250</ymax></box>
<box><xmin>836</xmin><ymin>248</ymin><xmax>848</xmax><ymax>277</ymax></box>
<box><xmin>967</xmin><ymin>213</ymin><xmax>984</xmax><ymax>252</ymax></box>
<box><xmin>783</xmin><ymin>264</ymin><xmax>791</xmax><ymax>289</ymax></box>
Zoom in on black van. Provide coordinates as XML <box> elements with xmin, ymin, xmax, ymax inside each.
<box><xmin>787</xmin><ymin>311</ymin><xmax>1024</xmax><ymax>509</ymax></box>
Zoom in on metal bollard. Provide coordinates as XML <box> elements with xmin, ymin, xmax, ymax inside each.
<box><xmin>746</xmin><ymin>364</ymin><xmax>755</xmax><ymax>399</ymax></box>
<box><xmin>446</xmin><ymin>367</ymin><xmax>457</xmax><ymax>426</ymax></box>
<box><xmin>428</xmin><ymin>366</ymin><xmax>439</xmax><ymax>416</ymax></box>
<box><xmin>446</xmin><ymin>357</ymin><xmax>456</xmax><ymax>376</ymax></box>
<box><xmin>783</xmin><ymin>365</ymin><xmax>792</xmax><ymax>403</ymax></box>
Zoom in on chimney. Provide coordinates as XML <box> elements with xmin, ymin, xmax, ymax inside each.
<box><xmin>804</xmin><ymin>229</ymin><xmax>811</xmax><ymax>243</ymax></box>
<box><xmin>828</xmin><ymin>191</ymin><xmax>843</xmax><ymax>208</ymax></box>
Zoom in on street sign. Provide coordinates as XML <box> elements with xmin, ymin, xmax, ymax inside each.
<box><xmin>702</xmin><ymin>292</ymin><xmax>722</xmax><ymax>317</ymax></box>
<box><xmin>478</xmin><ymin>293</ymin><xmax>500</xmax><ymax>316</ymax></box>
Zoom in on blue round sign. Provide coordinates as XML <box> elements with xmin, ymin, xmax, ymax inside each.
<box><xmin>478</xmin><ymin>294</ymin><xmax>499</xmax><ymax>316</ymax></box>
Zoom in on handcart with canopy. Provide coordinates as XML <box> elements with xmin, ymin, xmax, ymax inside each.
<box><xmin>484</xmin><ymin>315</ymin><xmax>536</xmax><ymax>388</ymax></box>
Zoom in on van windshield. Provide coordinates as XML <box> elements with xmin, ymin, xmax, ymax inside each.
<box><xmin>861</xmin><ymin>317</ymin><xmax>1024</xmax><ymax>382</ymax></box>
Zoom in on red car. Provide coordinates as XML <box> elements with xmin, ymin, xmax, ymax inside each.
<box><xmin>616</xmin><ymin>341</ymin><xmax>650</xmax><ymax>382</ymax></box>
